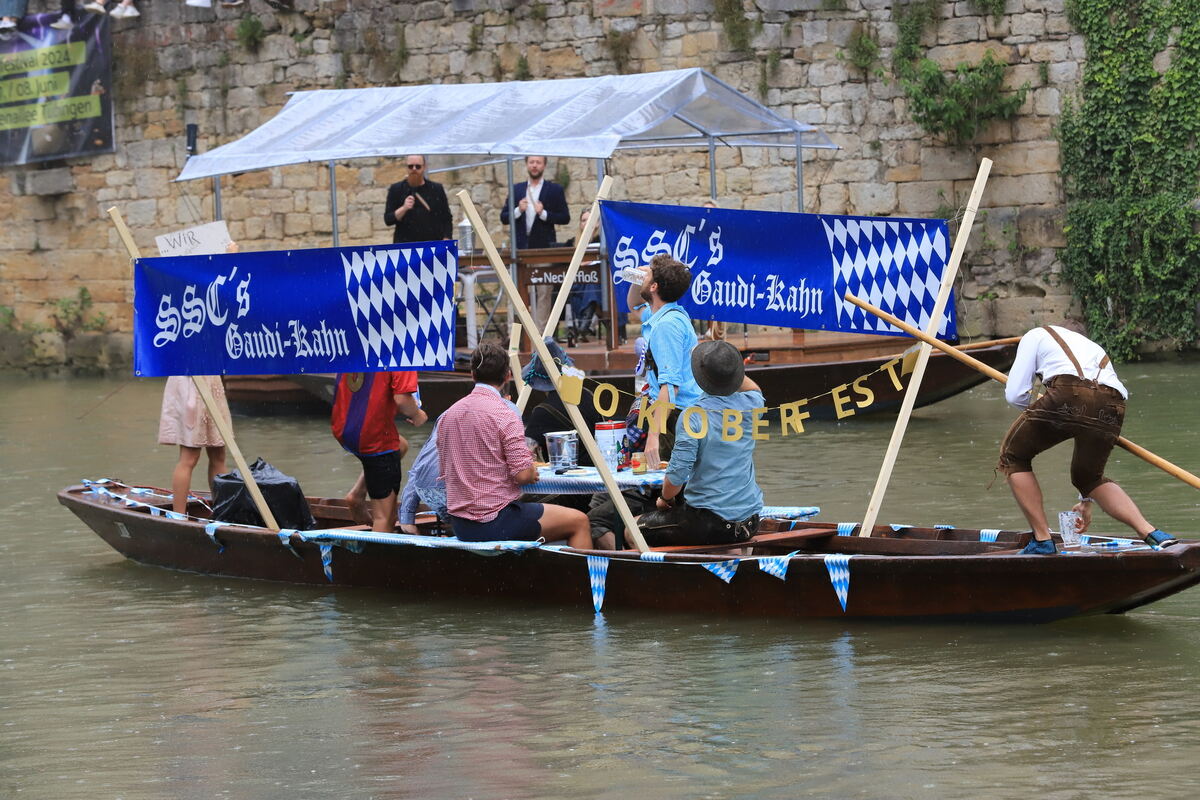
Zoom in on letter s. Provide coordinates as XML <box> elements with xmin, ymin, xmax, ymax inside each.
<box><xmin>153</xmin><ymin>295</ymin><xmax>180</xmax><ymax>348</ymax></box>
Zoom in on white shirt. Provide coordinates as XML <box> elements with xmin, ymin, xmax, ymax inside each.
<box><xmin>1004</xmin><ymin>325</ymin><xmax>1128</xmax><ymax>408</ymax></box>
<box><xmin>524</xmin><ymin>179</ymin><xmax>544</xmax><ymax>233</ymax></box>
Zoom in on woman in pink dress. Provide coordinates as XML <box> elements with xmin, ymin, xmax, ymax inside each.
<box><xmin>158</xmin><ymin>375</ymin><xmax>230</xmax><ymax>513</ymax></box>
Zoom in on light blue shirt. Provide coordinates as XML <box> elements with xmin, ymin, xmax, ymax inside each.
<box><xmin>643</xmin><ymin>302</ymin><xmax>701</xmax><ymax>408</ymax></box>
<box><xmin>667</xmin><ymin>389</ymin><xmax>764</xmax><ymax>522</ymax></box>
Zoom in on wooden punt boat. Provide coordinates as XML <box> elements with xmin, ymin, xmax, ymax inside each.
<box><xmin>59</xmin><ymin>482</ymin><xmax>1200</xmax><ymax>623</ymax></box>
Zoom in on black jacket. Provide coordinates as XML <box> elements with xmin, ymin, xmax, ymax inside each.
<box><xmin>500</xmin><ymin>180</ymin><xmax>570</xmax><ymax>249</ymax></box>
<box><xmin>384</xmin><ymin>179</ymin><xmax>453</xmax><ymax>244</ymax></box>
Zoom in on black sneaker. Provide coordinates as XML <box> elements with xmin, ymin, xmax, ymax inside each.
<box><xmin>1144</xmin><ymin>530</ymin><xmax>1179</xmax><ymax>549</ymax></box>
<box><xmin>1020</xmin><ymin>538</ymin><xmax>1057</xmax><ymax>555</ymax></box>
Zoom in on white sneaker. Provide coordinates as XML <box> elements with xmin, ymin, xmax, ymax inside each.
<box><xmin>118</xmin><ymin>4</ymin><xmax>139</xmax><ymax>17</ymax></box>
<box><xmin>0</xmin><ymin>19</ymin><xmax>15</xmax><ymax>32</ymax></box>
<box><xmin>109</xmin><ymin>5</ymin><xmax>125</xmax><ymax>16</ymax></box>
<box><xmin>83</xmin><ymin>2</ymin><xmax>107</xmax><ymax>14</ymax></box>
<box><xmin>185</xmin><ymin>0</ymin><xmax>213</xmax><ymax>7</ymax></box>
<box><xmin>50</xmin><ymin>13</ymin><xmax>73</xmax><ymax>29</ymax></box>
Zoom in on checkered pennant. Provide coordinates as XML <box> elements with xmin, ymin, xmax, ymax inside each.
<box><xmin>319</xmin><ymin>544</ymin><xmax>334</xmax><ymax>582</ymax></box>
<box><xmin>836</xmin><ymin>522</ymin><xmax>857</xmax><ymax>535</ymax></box>
<box><xmin>979</xmin><ymin>529</ymin><xmax>1000</xmax><ymax>543</ymax></box>
<box><xmin>341</xmin><ymin>245</ymin><xmax>457</xmax><ymax>369</ymax></box>
<box><xmin>204</xmin><ymin>521</ymin><xmax>225</xmax><ymax>553</ymax></box>
<box><xmin>934</xmin><ymin>524</ymin><xmax>956</xmax><ymax>530</ymax></box>
<box><xmin>822</xmin><ymin>217</ymin><xmax>955</xmax><ymax>338</ymax></box>
<box><xmin>587</xmin><ymin>555</ymin><xmax>609</xmax><ymax>613</ymax></box>
<box><xmin>702</xmin><ymin>559</ymin><xmax>740</xmax><ymax>583</ymax></box>
<box><xmin>759</xmin><ymin>552</ymin><xmax>799</xmax><ymax>581</ymax></box>
<box><xmin>824</xmin><ymin>553</ymin><xmax>853</xmax><ymax>612</ymax></box>
<box><xmin>639</xmin><ymin>551</ymin><xmax>666</xmax><ymax>562</ymax></box>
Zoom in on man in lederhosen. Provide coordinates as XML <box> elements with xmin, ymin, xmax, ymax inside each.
<box><xmin>998</xmin><ymin>323</ymin><xmax>1177</xmax><ymax>554</ymax></box>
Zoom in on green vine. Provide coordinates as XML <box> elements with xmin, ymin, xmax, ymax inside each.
<box><xmin>1059</xmin><ymin>0</ymin><xmax>1200</xmax><ymax>359</ymax></box>
<box><xmin>714</xmin><ymin>0</ymin><xmax>752</xmax><ymax>54</ymax></box>
<box><xmin>235</xmin><ymin>14</ymin><xmax>266</xmax><ymax>54</ymax></box>
<box><xmin>891</xmin><ymin>0</ymin><xmax>1028</xmax><ymax>145</ymax></box>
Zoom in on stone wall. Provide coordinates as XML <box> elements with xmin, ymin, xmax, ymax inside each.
<box><xmin>1</xmin><ymin>0</ymin><xmax>1086</xmax><ymax>363</ymax></box>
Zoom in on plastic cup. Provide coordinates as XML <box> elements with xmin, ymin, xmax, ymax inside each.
<box><xmin>545</xmin><ymin>430</ymin><xmax>578</xmax><ymax>469</ymax></box>
<box><xmin>1058</xmin><ymin>510</ymin><xmax>1081</xmax><ymax>546</ymax></box>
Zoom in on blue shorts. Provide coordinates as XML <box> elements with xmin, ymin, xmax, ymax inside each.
<box><xmin>450</xmin><ymin>502</ymin><xmax>544</xmax><ymax>542</ymax></box>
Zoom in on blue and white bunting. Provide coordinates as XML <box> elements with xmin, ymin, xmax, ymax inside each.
<box><xmin>979</xmin><ymin>529</ymin><xmax>1000</xmax><ymax>543</ymax></box>
<box><xmin>319</xmin><ymin>544</ymin><xmax>334</xmax><ymax>582</ymax></box>
<box><xmin>204</xmin><ymin>521</ymin><xmax>225</xmax><ymax>553</ymax></box>
<box><xmin>824</xmin><ymin>553</ymin><xmax>853</xmax><ymax>612</ymax></box>
<box><xmin>836</xmin><ymin>522</ymin><xmax>857</xmax><ymax>535</ymax></box>
<box><xmin>702</xmin><ymin>559</ymin><xmax>740</xmax><ymax>583</ymax></box>
<box><xmin>587</xmin><ymin>555</ymin><xmax>609</xmax><ymax>612</ymax></box>
<box><xmin>639</xmin><ymin>551</ymin><xmax>666</xmax><ymax>562</ymax></box>
<box><xmin>759</xmin><ymin>552</ymin><xmax>799</xmax><ymax>581</ymax></box>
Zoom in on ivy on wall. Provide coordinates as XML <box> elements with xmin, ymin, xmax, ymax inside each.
<box><xmin>891</xmin><ymin>0</ymin><xmax>1028</xmax><ymax>145</ymax></box>
<box><xmin>1058</xmin><ymin>0</ymin><xmax>1200</xmax><ymax>359</ymax></box>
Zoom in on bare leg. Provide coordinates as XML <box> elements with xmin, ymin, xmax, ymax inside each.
<box><xmin>345</xmin><ymin>474</ymin><xmax>369</xmax><ymax>525</ymax></box>
<box><xmin>1008</xmin><ymin>471</ymin><xmax>1052</xmax><ymax>541</ymax></box>
<box><xmin>1088</xmin><ymin>482</ymin><xmax>1155</xmax><ymax>537</ymax></box>
<box><xmin>537</xmin><ymin>504</ymin><xmax>592</xmax><ymax>549</ymax></box>
<box><xmin>205</xmin><ymin>446</ymin><xmax>226</xmax><ymax>493</ymax></box>
<box><xmin>594</xmin><ymin>531</ymin><xmax>616</xmax><ymax>550</ymax></box>
<box><xmin>368</xmin><ymin>491</ymin><xmax>398</xmax><ymax>533</ymax></box>
<box><xmin>172</xmin><ymin>445</ymin><xmax>202</xmax><ymax>513</ymax></box>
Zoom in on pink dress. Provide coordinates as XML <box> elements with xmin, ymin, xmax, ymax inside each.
<box><xmin>157</xmin><ymin>376</ymin><xmax>230</xmax><ymax>448</ymax></box>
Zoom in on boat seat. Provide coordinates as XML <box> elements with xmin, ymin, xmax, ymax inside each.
<box><xmin>647</xmin><ymin>527</ymin><xmax>835</xmax><ymax>554</ymax></box>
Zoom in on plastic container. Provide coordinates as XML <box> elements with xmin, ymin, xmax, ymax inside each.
<box><xmin>619</xmin><ymin>266</ymin><xmax>646</xmax><ymax>285</ymax></box>
<box><xmin>545</xmin><ymin>430</ymin><xmax>578</xmax><ymax>469</ymax></box>
<box><xmin>1058</xmin><ymin>510</ymin><xmax>1081</xmax><ymax>546</ymax></box>
<box><xmin>595</xmin><ymin>421</ymin><xmax>624</xmax><ymax>471</ymax></box>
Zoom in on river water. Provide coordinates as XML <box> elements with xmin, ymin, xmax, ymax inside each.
<box><xmin>3</xmin><ymin>363</ymin><xmax>1200</xmax><ymax>799</ymax></box>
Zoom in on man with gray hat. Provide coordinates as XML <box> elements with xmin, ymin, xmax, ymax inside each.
<box><xmin>628</xmin><ymin>340</ymin><xmax>764</xmax><ymax>548</ymax></box>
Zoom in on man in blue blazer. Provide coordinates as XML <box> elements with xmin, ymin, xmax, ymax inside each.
<box><xmin>500</xmin><ymin>155</ymin><xmax>571</xmax><ymax>250</ymax></box>
<box><xmin>501</xmin><ymin>155</ymin><xmax>571</xmax><ymax>331</ymax></box>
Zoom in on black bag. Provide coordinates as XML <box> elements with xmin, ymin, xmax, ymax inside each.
<box><xmin>212</xmin><ymin>458</ymin><xmax>316</xmax><ymax>531</ymax></box>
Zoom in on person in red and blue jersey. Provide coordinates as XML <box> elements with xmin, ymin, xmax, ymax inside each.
<box><xmin>331</xmin><ymin>371</ymin><xmax>427</xmax><ymax>532</ymax></box>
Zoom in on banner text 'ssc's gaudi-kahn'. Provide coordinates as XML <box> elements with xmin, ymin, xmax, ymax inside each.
<box><xmin>134</xmin><ymin>242</ymin><xmax>458</xmax><ymax>377</ymax></box>
<box><xmin>599</xmin><ymin>200</ymin><xmax>957</xmax><ymax>340</ymax></box>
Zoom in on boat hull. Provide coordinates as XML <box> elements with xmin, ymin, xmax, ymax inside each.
<box><xmin>59</xmin><ymin>485</ymin><xmax>1200</xmax><ymax>623</ymax></box>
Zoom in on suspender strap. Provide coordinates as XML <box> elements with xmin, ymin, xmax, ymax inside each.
<box><xmin>1041</xmin><ymin>325</ymin><xmax>1083</xmax><ymax>378</ymax></box>
<box><xmin>1097</xmin><ymin>354</ymin><xmax>1110</xmax><ymax>379</ymax></box>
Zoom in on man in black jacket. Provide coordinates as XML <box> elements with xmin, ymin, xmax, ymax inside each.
<box><xmin>501</xmin><ymin>156</ymin><xmax>570</xmax><ymax>332</ymax></box>
<box><xmin>383</xmin><ymin>155</ymin><xmax>453</xmax><ymax>244</ymax></box>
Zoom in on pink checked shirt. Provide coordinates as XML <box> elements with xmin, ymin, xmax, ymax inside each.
<box><xmin>437</xmin><ymin>384</ymin><xmax>533</xmax><ymax>522</ymax></box>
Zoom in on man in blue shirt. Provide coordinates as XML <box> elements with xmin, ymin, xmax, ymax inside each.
<box><xmin>625</xmin><ymin>253</ymin><xmax>702</xmax><ymax>469</ymax></box>
<box><xmin>629</xmin><ymin>340</ymin><xmax>764</xmax><ymax>548</ymax></box>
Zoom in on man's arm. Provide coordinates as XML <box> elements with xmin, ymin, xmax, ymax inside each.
<box><xmin>500</xmin><ymin>185</ymin><xmax>519</xmax><ymax>225</ymax></box>
<box><xmin>394</xmin><ymin>392</ymin><xmax>428</xmax><ymax>427</ymax></box>
<box><xmin>626</xmin><ymin>265</ymin><xmax>650</xmax><ymax>313</ymax></box>
<box><xmin>398</xmin><ymin>480</ymin><xmax>421</xmax><ymax>527</ymax></box>
<box><xmin>658</xmin><ymin>414</ymin><xmax>698</xmax><ymax>508</ymax></box>
<box><xmin>432</xmin><ymin>184</ymin><xmax>454</xmax><ymax>239</ymax></box>
<box><xmin>1004</xmin><ymin>331</ymin><xmax>1040</xmax><ymax>408</ymax></box>
<box><xmin>499</xmin><ymin>410</ymin><xmax>537</xmax><ymax>483</ymax></box>
<box><xmin>383</xmin><ymin>184</ymin><xmax>401</xmax><ymax>227</ymax></box>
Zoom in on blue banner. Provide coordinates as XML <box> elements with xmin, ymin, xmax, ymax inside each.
<box><xmin>134</xmin><ymin>242</ymin><xmax>457</xmax><ymax>377</ymax></box>
<box><xmin>600</xmin><ymin>201</ymin><xmax>957</xmax><ymax>340</ymax></box>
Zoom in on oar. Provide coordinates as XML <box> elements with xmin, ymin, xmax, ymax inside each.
<box><xmin>844</xmin><ymin>292</ymin><xmax>1200</xmax><ymax>491</ymax></box>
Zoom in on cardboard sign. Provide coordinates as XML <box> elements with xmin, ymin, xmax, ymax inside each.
<box><xmin>155</xmin><ymin>220</ymin><xmax>233</xmax><ymax>257</ymax></box>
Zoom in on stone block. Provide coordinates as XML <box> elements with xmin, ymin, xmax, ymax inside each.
<box><xmin>284</xmin><ymin>213</ymin><xmax>313</xmax><ymax>236</ymax></box>
<box><xmin>919</xmin><ymin>147</ymin><xmax>978</xmax><ymax>181</ymax></box>
<box><xmin>938</xmin><ymin>17</ymin><xmax>984</xmax><ymax>45</ymax></box>
<box><xmin>27</xmin><ymin>168</ymin><xmax>75</xmax><ymax>196</ymax></box>
<box><xmin>848</xmin><ymin>182</ymin><xmax>897</xmax><ymax>216</ymax></box>
<box><xmin>1018</xmin><ymin>205</ymin><xmax>1065</xmax><ymax>248</ymax></box>
<box><xmin>594</xmin><ymin>0</ymin><xmax>644</xmax><ymax>16</ymax></box>
<box><xmin>1032</xmin><ymin>87</ymin><xmax>1060</xmax><ymax>115</ymax></box>
<box><xmin>134</xmin><ymin>169</ymin><xmax>170</xmax><ymax>199</ymax></box>
<box><xmin>985</xmin><ymin>174</ymin><xmax>1060</xmax><ymax>207</ymax></box>
<box><xmin>30</xmin><ymin>331</ymin><xmax>66</xmax><ymax>366</ymax></box>
<box><xmin>984</xmin><ymin>141</ymin><xmax>1060</xmax><ymax>176</ymax></box>
<box><xmin>925</xmin><ymin>42</ymin><xmax>1014</xmax><ymax>69</ymax></box>
<box><xmin>829</xmin><ymin>159</ymin><xmax>881</xmax><ymax>183</ymax></box>
<box><xmin>818</xmin><ymin>182</ymin><xmax>848</xmax><ymax>214</ymax></box>
<box><xmin>897</xmin><ymin>180</ymin><xmax>954</xmax><ymax>215</ymax></box>
<box><xmin>123</xmin><ymin>198</ymin><xmax>159</xmax><ymax>227</ymax></box>
<box><xmin>1010</xmin><ymin>13</ymin><xmax>1046</xmax><ymax>37</ymax></box>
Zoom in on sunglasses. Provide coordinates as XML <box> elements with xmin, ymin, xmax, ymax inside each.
<box><xmin>406</xmin><ymin>164</ymin><xmax>423</xmax><ymax>170</ymax></box>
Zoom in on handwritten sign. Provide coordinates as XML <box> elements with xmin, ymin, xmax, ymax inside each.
<box><xmin>155</xmin><ymin>220</ymin><xmax>233</xmax><ymax>258</ymax></box>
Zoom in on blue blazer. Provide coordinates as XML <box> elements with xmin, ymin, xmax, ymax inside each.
<box><xmin>500</xmin><ymin>180</ymin><xmax>570</xmax><ymax>249</ymax></box>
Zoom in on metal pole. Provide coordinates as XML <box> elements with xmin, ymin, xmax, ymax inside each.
<box><xmin>328</xmin><ymin>160</ymin><xmax>340</xmax><ymax>247</ymax></box>
<box><xmin>795</xmin><ymin>132</ymin><xmax>804</xmax><ymax>212</ymax></box>
<box><xmin>212</xmin><ymin>175</ymin><xmax>222</xmax><ymax>220</ymax></box>
<box><xmin>505</xmin><ymin>156</ymin><xmax>518</xmax><ymax>333</ymax></box>
<box><xmin>708</xmin><ymin>137</ymin><xmax>717</xmax><ymax>200</ymax></box>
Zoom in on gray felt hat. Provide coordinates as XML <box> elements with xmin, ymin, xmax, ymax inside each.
<box><xmin>690</xmin><ymin>340</ymin><xmax>744</xmax><ymax>397</ymax></box>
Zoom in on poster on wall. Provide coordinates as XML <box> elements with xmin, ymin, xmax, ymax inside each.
<box><xmin>0</xmin><ymin>12</ymin><xmax>114</xmax><ymax>167</ymax></box>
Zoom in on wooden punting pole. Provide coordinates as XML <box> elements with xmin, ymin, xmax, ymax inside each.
<box><xmin>107</xmin><ymin>207</ymin><xmax>281</xmax><ymax>531</ymax></box>
<box><xmin>856</xmin><ymin>158</ymin><xmax>992</xmax><ymax>537</ymax></box>
<box><xmin>845</xmin><ymin>293</ymin><xmax>1200</xmax><ymax>492</ymax></box>
<box><xmin>515</xmin><ymin>176</ymin><xmax>613</xmax><ymax>413</ymax></box>
<box><xmin>456</xmin><ymin>185</ymin><xmax>651</xmax><ymax>553</ymax></box>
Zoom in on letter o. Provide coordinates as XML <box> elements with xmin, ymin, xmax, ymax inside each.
<box><xmin>681</xmin><ymin>406</ymin><xmax>708</xmax><ymax>439</ymax></box>
<box><xmin>593</xmin><ymin>382</ymin><xmax>620</xmax><ymax>418</ymax></box>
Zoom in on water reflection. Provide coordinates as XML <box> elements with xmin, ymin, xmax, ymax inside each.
<box><xmin>4</xmin><ymin>364</ymin><xmax>1200</xmax><ymax>797</ymax></box>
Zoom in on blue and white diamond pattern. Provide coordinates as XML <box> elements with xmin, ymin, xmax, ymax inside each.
<box><xmin>824</xmin><ymin>553</ymin><xmax>853</xmax><ymax>612</ymax></box>
<box><xmin>979</xmin><ymin>529</ymin><xmax>1000</xmax><ymax>543</ymax></box>
<box><xmin>341</xmin><ymin>246</ymin><xmax>457</xmax><ymax>369</ymax></box>
<box><xmin>759</xmin><ymin>553</ymin><xmax>797</xmax><ymax>581</ymax></box>
<box><xmin>587</xmin><ymin>555</ymin><xmax>609</xmax><ymax>612</ymax></box>
<box><xmin>702</xmin><ymin>559</ymin><xmax>740</xmax><ymax>583</ymax></box>
<box><xmin>821</xmin><ymin>217</ymin><xmax>955</xmax><ymax>338</ymax></box>
<box><xmin>319</xmin><ymin>543</ymin><xmax>334</xmax><ymax>582</ymax></box>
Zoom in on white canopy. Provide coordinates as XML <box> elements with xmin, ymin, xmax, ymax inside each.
<box><xmin>176</xmin><ymin>68</ymin><xmax>835</xmax><ymax>181</ymax></box>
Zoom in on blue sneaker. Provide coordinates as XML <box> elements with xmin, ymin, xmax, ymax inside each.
<box><xmin>1144</xmin><ymin>530</ymin><xmax>1179</xmax><ymax>549</ymax></box>
<box><xmin>1020</xmin><ymin>538</ymin><xmax>1057</xmax><ymax>555</ymax></box>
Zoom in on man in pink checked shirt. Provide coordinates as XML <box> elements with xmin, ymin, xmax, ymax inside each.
<box><xmin>437</xmin><ymin>342</ymin><xmax>591</xmax><ymax>548</ymax></box>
